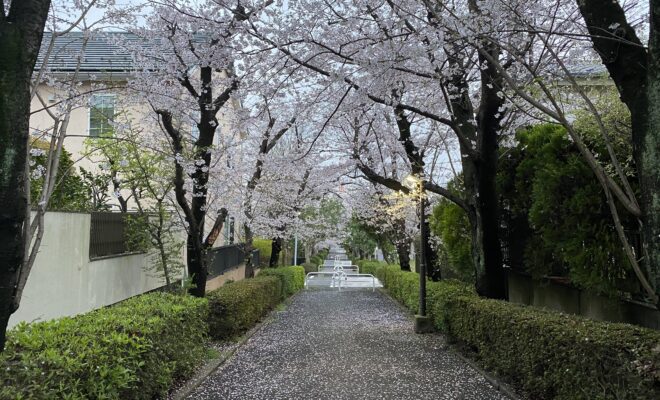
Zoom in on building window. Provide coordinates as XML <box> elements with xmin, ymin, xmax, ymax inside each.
<box><xmin>89</xmin><ymin>94</ymin><xmax>116</xmax><ymax>137</ymax></box>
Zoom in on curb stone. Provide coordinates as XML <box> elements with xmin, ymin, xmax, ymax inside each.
<box><xmin>169</xmin><ymin>292</ymin><xmax>300</xmax><ymax>400</ymax></box>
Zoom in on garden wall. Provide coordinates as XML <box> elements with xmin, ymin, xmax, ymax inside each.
<box><xmin>8</xmin><ymin>211</ymin><xmax>172</xmax><ymax>328</ymax></box>
<box><xmin>205</xmin><ymin>263</ymin><xmax>251</xmax><ymax>292</ymax></box>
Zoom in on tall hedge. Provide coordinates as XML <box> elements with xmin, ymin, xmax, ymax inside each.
<box><xmin>0</xmin><ymin>292</ymin><xmax>208</xmax><ymax>400</ymax></box>
<box><xmin>363</xmin><ymin>262</ymin><xmax>660</xmax><ymax>400</ymax></box>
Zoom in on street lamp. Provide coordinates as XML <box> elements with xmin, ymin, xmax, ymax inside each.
<box><xmin>403</xmin><ymin>174</ymin><xmax>432</xmax><ymax>334</ymax></box>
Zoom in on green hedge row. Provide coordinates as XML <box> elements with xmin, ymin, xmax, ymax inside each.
<box><xmin>259</xmin><ymin>266</ymin><xmax>305</xmax><ymax>297</ymax></box>
<box><xmin>0</xmin><ymin>292</ymin><xmax>208</xmax><ymax>400</ymax></box>
<box><xmin>0</xmin><ymin>266</ymin><xmax>306</xmax><ymax>399</ymax></box>
<box><xmin>207</xmin><ymin>266</ymin><xmax>305</xmax><ymax>340</ymax></box>
<box><xmin>363</xmin><ymin>262</ymin><xmax>660</xmax><ymax>400</ymax></box>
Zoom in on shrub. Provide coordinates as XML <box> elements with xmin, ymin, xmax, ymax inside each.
<box><xmin>355</xmin><ymin>260</ymin><xmax>388</xmax><ymax>276</ymax></box>
<box><xmin>447</xmin><ymin>296</ymin><xmax>660</xmax><ymax>400</ymax></box>
<box><xmin>259</xmin><ymin>266</ymin><xmax>305</xmax><ymax>297</ymax></box>
<box><xmin>206</xmin><ymin>276</ymin><xmax>282</xmax><ymax>340</ymax></box>
<box><xmin>359</xmin><ymin>260</ymin><xmax>660</xmax><ymax>400</ymax></box>
<box><xmin>366</xmin><ymin>263</ymin><xmax>474</xmax><ymax>328</ymax></box>
<box><xmin>0</xmin><ymin>292</ymin><xmax>208</xmax><ymax>400</ymax></box>
<box><xmin>253</xmin><ymin>238</ymin><xmax>273</xmax><ymax>267</ymax></box>
<box><xmin>302</xmin><ymin>261</ymin><xmax>317</xmax><ymax>275</ymax></box>
<box><xmin>309</xmin><ymin>255</ymin><xmax>322</xmax><ymax>267</ymax></box>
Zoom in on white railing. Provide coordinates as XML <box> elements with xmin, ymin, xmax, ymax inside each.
<box><xmin>304</xmin><ymin>270</ymin><xmax>377</xmax><ymax>292</ymax></box>
<box><xmin>318</xmin><ymin>264</ymin><xmax>359</xmax><ymax>274</ymax></box>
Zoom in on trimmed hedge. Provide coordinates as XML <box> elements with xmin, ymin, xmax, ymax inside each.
<box><xmin>0</xmin><ymin>292</ymin><xmax>208</xmax><ymax>400</ymax></box>
<box><xmin>361</xmin><ymin>262</ymin><xmax>660</xmax><ymax>400</ymax></box>
<box><xmin>301</xmin><ymin>261</ymin><xmax>317</xmax><ymax>274</ymax></box>
<box><xmin>207</xmin><ymin>266</ymin><xmax>305</xmax><ymax>340</ymax></box>
<box><xmin>259</xmin><ymin>266</ymin><xmax>305</xmax><ymax>297</ymax></box>
<box><xmin>207</xmin><ymin>276</ymin><xmax>282</xmax><ymax>340</ymax></box>
<box><xmin>448</xmin><ymin>296</ymin><xmax>660</xmax><ymax>399</ymax></box>
<box><xmin>355</xmin><ymin>259</ymin><xmax>388</xmax><ymax>275</ymax></box>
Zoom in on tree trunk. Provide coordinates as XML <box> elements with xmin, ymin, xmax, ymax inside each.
<box><xmin>244</xmin><ymin>223</ymin><xmax>255</xmax><ymax>278</ymax></box>
<box><xmin>396</xmin><ymin>239</ymin><xmax>411</xmax><ymax>271</ymax></box>
<box><xmin>476</xmin><ymin>118</ymin><xmax>506</xmax><ymax>299</ymax></box>
<box><xmin>0</xmin><ymin>1</ymin><xmax>52</xmax><ymax>351</ymax></box>
<box><xmin>463</xmin><ymin>154</ymin><xmax>506</xmax><ymax>299</ymax></box>
<box><xmin>420</xmin><ymin>198</ymin><xmax>441</xmax><ymax>281</ymax></box>
<box><xmin>445</xmin><ymin>37</ymin><xmax>507</xmax><ymax>299</ymax></box>
<box><xmin>392</xmin><ymin>218</ymin><xmax>411</xmax><ymax>270</ymax></box>
<box><xmin>156</xmin><ymin>233</ymin><xmax>171</xmax><ymax>287</ymax></box>
<box><xmin>381</xmin><ymin>245</ymin><xmax>391</xmax><ymax>264</ymax></box>
<box><xmin>186</xmin><ymin>236</ymin><xmax>206</xmax><ymax>297</ymax></box>
<box><xmin>646</xmin><ymin>36</ymin><xmax>660</xmax><ymax>296</ymax></box>
<box><xmin>269</xmin><ymin>237</ymin><xmax>282</xmax><ymax>267</ymax></box>
<box><xmin>0</xmin><ymin>40</ymin><xmax>29</xmax><ymax>352</ymax></box>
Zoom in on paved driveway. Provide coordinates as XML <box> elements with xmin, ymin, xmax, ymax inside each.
<box><xmin>188</xmin><ymin>289</ymin><xmax>510</xmax><ymax>400</ymax></box>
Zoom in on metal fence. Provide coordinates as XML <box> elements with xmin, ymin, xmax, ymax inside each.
<box><xmin>252</xmin><ymin>249</ymin><xmax>260</xmax><ymax>269</ymax></box>
<box><xmin>89</xmin><ymin>212</ymin><xmax>141</xmax><ymax>260</ymax></box>
<box><xmin>206</xmin><ymin>245</ymin><xmax>263</xmax><ymax>279</ymax></box>
<box><xmin>207</xmin><ymin>244</ymin><xmax>243</xmax><ymax>278</ymax></box>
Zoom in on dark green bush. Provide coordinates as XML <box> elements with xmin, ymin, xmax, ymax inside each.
<box><xmin>206</xmin><ymin>276</ymin><xmax>282</xmax><ymax>340</ymax></box>
<box><xmin>258</xmin><ymin>266</ymin><xmax>305</xmax><ymax>297</ymax></box>
<box><xmin>447</xmin><ymin>296</ymin><xmax>660</xmax><ymax>400</ymax></box>
<box><xmin>0</xmin><ymin>292</ymin><xmax>208</xmax><ymax>400</ymax></box>
<box><xmin>309</xmin><ymin>255</ymin><xmax>322</xmax><ymax>267</ymax></box>
<box><xmin>360</xmin><ymin>261</ymin><xmax>660</xmax><ymax>400</ymax></box>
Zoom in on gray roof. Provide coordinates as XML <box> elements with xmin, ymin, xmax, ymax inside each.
<box><xmin>36</xmin><ymin>32</ymin><xmax>140</xmax><ymax>79</ymax></box>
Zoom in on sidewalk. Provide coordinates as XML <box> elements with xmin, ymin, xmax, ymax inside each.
<box><xmin>187</xmin><ymin>290</ymin><xmax>510</xmax><ymax>400</ymax></box>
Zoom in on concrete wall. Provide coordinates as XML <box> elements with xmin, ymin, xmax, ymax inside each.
<box><xmin>8</xmin><ymin>212</ymin><xmax>168</xmax><ymax>328</ymax></box>
<box><xmin>508</xmin><ymin>271</ymin><xmax>660</xmax><ymax>330</ymax></box>
<box><xmin>205</xmin><ymin>264</ymin><xmax>251</xmax><ymax>292</ymax></box>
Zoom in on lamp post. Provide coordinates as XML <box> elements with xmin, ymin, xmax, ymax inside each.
<box><xmin>294</xmin><ymin>231</ymin><xmax>298</xmax><ymax>266</ymax></box>
<box><xmin>404</xmin><ymin>174</ymin><xmax>432</xmax><ymax>334</ymax></box>
<box><xmin>293</xmin><ymin>211</ymin><xmax>300</xmax><ymax>266</ymax></box>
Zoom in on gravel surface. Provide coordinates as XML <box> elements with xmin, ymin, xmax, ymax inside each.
<box><xmin>187</xmin><ymin>289</ymin><xmax>510</xmax><ymax>400</ymax></box>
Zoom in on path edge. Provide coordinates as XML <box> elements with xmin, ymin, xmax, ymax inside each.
<box><xmin>376</xmin><ymin>288</ymin><xmax>523</xmax><ymax>400</ymax></box>
<box><xmin>170</xmin><ymin>292</ymin><xmax>301</xmax><ymax>400</ymax></box>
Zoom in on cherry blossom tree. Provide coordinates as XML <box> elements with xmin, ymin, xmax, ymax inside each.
<box><xmin>121</xmin><ymin>0</ymin><xmax>282</xmax><ymax>296</ymax></box>
<box><xmin>244</xmin><ymin>0</ymin><xmax>538</xmax><ymax>298</ymax></box>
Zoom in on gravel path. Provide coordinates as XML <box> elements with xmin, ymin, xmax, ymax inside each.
<box><xmin>188</xmin><ymin>289</ymin><xmax>510</xmax><ymax>400</ymax></box>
